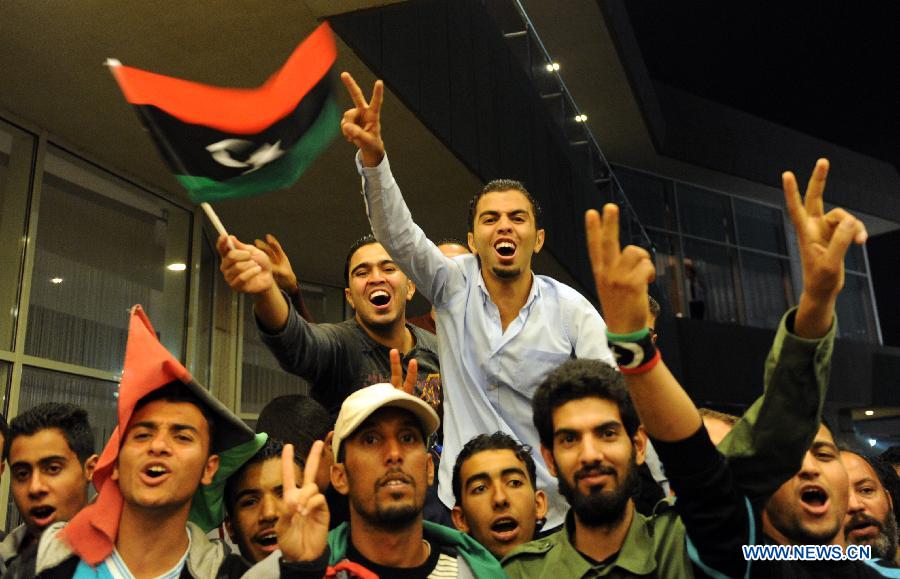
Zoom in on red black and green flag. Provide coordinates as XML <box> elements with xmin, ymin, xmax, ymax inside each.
<box><xmin>107</xmin><ymin>22</ymin><xmax>339</xmax><ymax>203</ymax></box>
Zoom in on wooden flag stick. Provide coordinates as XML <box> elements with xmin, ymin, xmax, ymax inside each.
<box><xmin>201</xmin><ymin>202</ymin><xmax>235</xmax><ymax>250</ymax></box>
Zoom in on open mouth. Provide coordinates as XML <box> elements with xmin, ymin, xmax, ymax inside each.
<box><xmin>490</xmin><ymin>517</ymin><xmax>520</xmax><ymax>541</ymax></box>
<box><xmin>800</xmin><ymin>488</ymin><xmax>827</xmax><ymax>506</ymax></box>
<box><xmin>379</xmin><ymin>472</ymin><xmax>413</xmax><ymax>491</ymax></box>
<box><xmin>145</xmin><ymin>465</ymin><xmax>168</xmax><ymax>478</ymax></box>
<box><xmin>254</xmin><ymin>532</ymin><xmax>278</xmax><ymax>548</ymax></box>
<box><xmin>30</xmin><ymin>505</ymin><xmax>56</xmax><ymax>525</ymax></box>
<box><xmin>846</xmin><ymin>516</ymin><xmax>881</xmax><ymax>539</ymax></box>
<box><xmin>494</xmin><ymin>241</ymin><xmax>517</xmax><ymax>258</ymax></box>
<box><xmin>799</xmin><ymin>486</ymin><xmax>829</xmax><ymax>514</ymax></box>
<box><xmin>369</xmin><ymin>289</ymin><xmax>391</xmax><ymax>307</ymax></box>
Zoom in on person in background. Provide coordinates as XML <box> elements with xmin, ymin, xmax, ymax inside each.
<box><xmin>224</xmin><ymin>438</ymin><xmax>304</xmax><ymax>564</ymax></box>
<box><xmin>841</xmin><ymin>449</ymin><xmax>899</xmax><ymax>565</ymax></box>
<box><xmin>450</xmin><ymin>432</ymin><xmax>548</xmax><ymax>559</ymax></box>
<box><xmin>255</xmin><ymin>394</ymin><xmax>350</xmax><ymax>529</ymax></box>
<box><xmin>0</xmin><ymin>403</ymin><xmax>98</xmax><ymax>574</ymax></box>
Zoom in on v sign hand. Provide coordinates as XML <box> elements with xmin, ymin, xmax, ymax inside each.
<box><xmin>340</xmin><ymin>72</ymin><xmax>385</xmax><ymax>168</ymax></box>
<box><xmin>389</xmin><ymin>348</ymin><xmax>418</xmax><ymax>395</ymax></box>
<box><xmin>277</xmin><ymin>441</ymin><xmax>330</xmax><ymax>563</ymax></box>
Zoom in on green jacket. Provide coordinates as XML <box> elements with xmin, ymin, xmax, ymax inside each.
<box><xmin>328</xmin><ymin>520</ymin><xmax>507</xmax><ymax>578</ymax></box>
<box><xmin>717</xmin><ymin>308</ymin><xmax>835</xmax><ymax>507</ymax></box>
<box><xmin>503</xmin><ymin>507</ymin><xmax>691</xmax><ymax>579</ymax></box>
<box><xmin>503</xmin><ymin>308</ymin><xmax>836</xmax><ymax>579</ymax></box>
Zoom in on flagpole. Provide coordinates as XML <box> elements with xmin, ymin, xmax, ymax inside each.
<box><xmin>200</xmin><ymin>203</ymin><xmax>236</xmax><ymax>251</ymax></box>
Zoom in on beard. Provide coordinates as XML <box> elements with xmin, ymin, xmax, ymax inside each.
<box><xmin>767</xmin><ymin>506</ymin><xmax>843</xmax><ymax>545</ymax></box>
<box><xmin>845</xmin><ymin>511</ymin><xmax>899</xmax><ymax>560</ymax></box>
<box><xmin>347</xmin><ymin>467</ymin><xmax>422</xmax><ymax>531</ymax></box>
<box><xmin>491</xmin><ymin>264</ymin><xmax>522</xmax><ymax>280</ymax></box>
<box><xmin>557</xmin><ymin>455</ymin><xmax>640</xmax><ymax>527</ymax></box>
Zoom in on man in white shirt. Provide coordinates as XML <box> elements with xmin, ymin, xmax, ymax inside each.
<box><xmin>339</xmin><ymin>72</ymin><xmax>615</xmax><ymax>529</ymax></box>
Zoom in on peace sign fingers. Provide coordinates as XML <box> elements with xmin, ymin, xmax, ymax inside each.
<box><xmin>339</xmin><ymin>72</ymin><xmax>386</xmax><ymax>167</ymax></box>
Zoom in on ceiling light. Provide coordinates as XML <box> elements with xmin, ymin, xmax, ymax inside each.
<box><xmin>167</xmin><ymin>263</ymin><xmax>187</xmax><ymax>272</ymax></box>
<box><xmin>865</xmin><ymin>409</ymin><xmax>874</xmax><ymax>416</ymax></box>
<box><xmin>868</xmin><ymin>438</ymin><xmax>878</xmax><ymax>447</ymax></box>
<box><xmin>545</xmin><ymin>62</ymin><xmax>560</xmax><ymax>72</ymax></box>
<box><xmin>50</xmin><ymin>277</ymin><xmax>63</xmax><ymax>284</ymax></box>
<box><xmin>575</xmin><ymin>114</ymin><xmax>588</xmax><ymax>122</ymax></box>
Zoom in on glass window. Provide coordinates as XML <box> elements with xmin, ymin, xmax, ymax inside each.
<box><xmin>677</xmin><ymin>184</ymin><xmax>735</xmax><ymax>243</ymax></box>
<box><xmin>240</xmin><ymin>296</ymin><xmax>309</xmax><ymax>415</ymax></box>
<box><xmin>191</xmin><ymin>230</ymin><xmax>216</xmax><ymax>386</ymax></box>
<box><xmin>647</xmin><ymin>229</ymin><xmax>685</xmax><ymax>318</ymax></box>
<box><xmin>25</xmin><ymin>147</ymin><xmax>191</xmax><ymax>372</ymax></box>
<box><xmin>844</xmin><ymin>242</ymin><xmax>867</xmax><ymax>274</ymax></box>
<box><xmin>6</xmin><ymin>366</ymin><xmax>118</xmax><ymax>530</ymax></box>
<box><xmin>0</xmin><ymin>362</ymin><xmax>9</xmax><ymax>421</ymax></box>
<box><xmin>740</xmin><ymin>252</ymin><xmax>792</xmax><ymax>330</ymax></box>
<box><xmin>837</xmin><ymin>273</ymin><xmax>877</xmax><ymax>343</ymax></box>
<box><xmin>734</xmin><ymin>199</ymin><xmax>787</xmax><ymax>255</ymax></box>
<box><xmin>615</xmin><ymin>166</ymin><xmax>676</xmax><ymax>230</ymax></box>
<box><xmin>0</xmin><ymin>122</ymin><xmax>36</xmax><ymax>351</ymax></box>
<box><xmin>682</xmin><ymin>239</ymin><xmax>740</xmax><ymax>323</ymax></box>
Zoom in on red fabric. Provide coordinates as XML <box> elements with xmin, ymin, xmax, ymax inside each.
<box><xmin>326</xmin><ymin>560</ymin><xmax>379</xmax><ymax>579</ymax></box>
<box><xmin>619</xmin><ymin>349</ymin><xmax>662</xmax><ymax>375</ymax></box>
<box><xmin>60</xmin><ymin>305</ymin><xmax>192</xmax><ymax>565</ymax></box>
<box><xmin>109</xmin><ymin>22</ymin><xmax>336</xmax><ymax>133</ymax></box>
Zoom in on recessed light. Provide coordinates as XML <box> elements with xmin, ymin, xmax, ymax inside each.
<box><xmin>865</xmin><ymin>410</ymin><xmax>874</xmax><ymax>416</ymax></box>
<box><xmin>50</xmin><ymin>277</ymin><xmax>63</xmax><ymax>284</ymax></box>
<box><xmin>545</xmin><ymin>62</ymin><xmax>560</xmax><ymax>72</ymax></box>
<box><xmin>167</xmin><ymin>263</ymin><xmax>187</xmax><ymax>272</ymax></box>
<box><xmin>575</xmin><ymin>114</ymin><xmax>588</xmax><ymax>122</ymax></box>
<box><xmin>868</xmin><ymin>438</ymin><xmax>878</xmax><ymax>447</ymax></box>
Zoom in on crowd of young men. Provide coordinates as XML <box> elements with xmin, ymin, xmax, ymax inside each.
<box><xmin>1</xmin><ymin>71</ymin><xmax>898</xmax><ymax>578</ymax></box>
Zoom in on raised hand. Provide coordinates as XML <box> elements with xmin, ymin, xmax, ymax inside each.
<box><xmin>217</xmin><ymin>235</ymin><xmax>275</xmax><ymax>295</ymax></box>
<box><xmin>784</xmin><ymin>159</ymin><xmax>867</xmax><ymax>302</ymax></box>
<box><xmin>585</xmin><ymin>204</ymin><xmax>656</xmax><ymax>334</ymax></box>
<box><xmin>389</xmin><ymin>348</ymin><xmax>418</xmax><ymax>395</ymax></box>
<box><xmin>340</xmin><ymin>72</ymin><xmax>385</xmax><ymax>167</ymax></box>
<box><xmin>277</xmin><ymin>441</ymin><xmax>330</xmax><ymax>563</ymax></box>
<box><xmin>254</xmin><ymin>234</ymin><xmax>299</xmax><ymax>295</ymax></box>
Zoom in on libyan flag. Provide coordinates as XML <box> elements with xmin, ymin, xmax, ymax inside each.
<box><xmin>107</xmin><ymin>22</ymin><xmax>339</xmax><ymax>203</ymax></box>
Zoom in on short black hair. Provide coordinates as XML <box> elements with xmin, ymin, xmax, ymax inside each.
<box><xmin>533</xmin><ymin>359</ymin><xmax>639</xmax><ymax>450</ymax></box>
<box><xmin>0</xmin><ymin>412</ymin><xmax>8</xmax><ymax>441</ymax></box>
<box><xmin>343</xmin><ymin>234</ymin><xmax>379</xmax><ymax>288</ymax></box>
<box><xmin>224</xmin><ymin>438</ymin><xmax>302</xmax><ymax>517</ymax></box>
<box><xmin>133</xmin><ymin>381</ymin><xmax>216</xmax><ymax>452</ymax></box>
<box><xmin>256</xmin><ymin>395</ymin><xmax>334</xmax><ymax>458</ymax></box>
<box><xmin>648</xmin><ymin>296</ymin><xmax>661</xmax><ymax>320</ymax></box>
<box><xmin>4</xmin><ymin>403</ymin><xmax>95</xmax><ymax>463</ymax></box>
<box><xmin>467</xmin><ymin>179</ymin><xmax>543</xmax><ymax>232</ymax></box>
<box><xmin>882</xmin><ymin>446</ymin><xmax>900</xmax><ymax>466</ymax></box>
<box><xmin>452</xmin><ymin>432</ymin><xmax>537</xmax><ymax>505</ymax></box>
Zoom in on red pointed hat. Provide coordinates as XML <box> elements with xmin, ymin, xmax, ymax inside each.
<box><xmin>59</xmin><ymin>305</ymin><xmax>261</xmax><ymax>565</ymax></box>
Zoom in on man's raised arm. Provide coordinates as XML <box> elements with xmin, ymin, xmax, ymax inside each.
<box><xmin>718</xmin><ymin>159</ymin><xmax>868</xmax><ymax>504</ymax></box>
<box><xmin>339</xmin><ymin>72</ymin><xmax>464</xmax><ymax>306</ymax></box>
<box><xmin>585</xmin><ymin>204</ymin><xmax>701</xmax><ymax>441</ymax></box>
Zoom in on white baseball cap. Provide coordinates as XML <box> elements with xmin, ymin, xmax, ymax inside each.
<box><xmin>332</xmin><ymin>383</ymin><xmax>440</xmax><ymax>461</ymax></box>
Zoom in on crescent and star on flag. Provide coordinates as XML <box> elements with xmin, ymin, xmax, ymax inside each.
<box><xmin>206</xmin><ymin>139</ymin><xmax>286</xmax><ymax>174</ymax></box>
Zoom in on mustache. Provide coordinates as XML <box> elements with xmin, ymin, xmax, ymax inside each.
<box><xmin>574</xmin><ymin>463</ymin><xmax>617</xmax><ymax>483</ymax></box>
<box><xmin>845</xmin><ymin>513</ymin><xmax>884</xmax><ymax>534</ymax></box>
<box><xmin>375</xmin><ymin>468</ymin><xmax>414</xmax><ymax>489</ymax></box>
